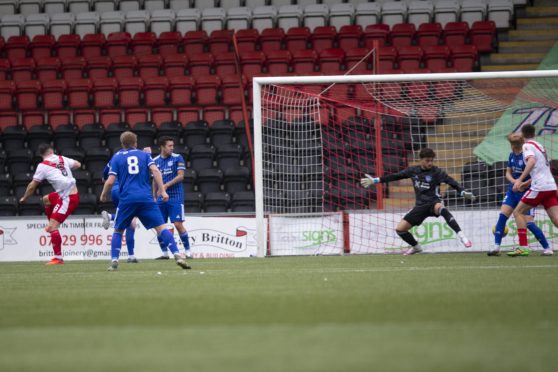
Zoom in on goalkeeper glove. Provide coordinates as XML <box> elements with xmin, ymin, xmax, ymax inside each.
<box><xmin>360</xmin><ymin>174</ymin><xmax>380</xmax><ymax>188</ymax></box>
<box><xmin>461</xmin><ymin>190</ymin><xmax>476</xmax><ymax>201</ymax></box>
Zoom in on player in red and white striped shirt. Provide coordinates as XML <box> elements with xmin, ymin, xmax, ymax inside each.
<box><xmin>19</xmin><ymin>144</ymin><xmax>81</xmax><ymax>265</ymax></box>
<box><xmin>509</xmin><ymin>124</ymin><xmax>556</xmax><ymax>257</ymax></box>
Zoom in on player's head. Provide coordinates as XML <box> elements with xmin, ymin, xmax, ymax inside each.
<box><xmin>120</xmin><ymin>131</ymin><xmax>137</xmax><ymax>149</ymax></box>
<box><xmin>38</xmin><ymin>143</ymin><xmax>54</xmax><ymax>158</ymax></box>
<box><xmin>521</xmin><ymin>124</ymin><xmax>536</xmax><ymax>139</ymax></box>
<box><xmin>158</xmin><ymin>136</ymin><xmax>174</xmax><ymax>156</ymax></box>
<box><xmin>419</xmin><ymin>148</ymin><xmax>436</xmax><ymax>170</ymax></box>
<box><xmin>507</xmin><ymin>133</ymin><xmax>524</xmax><ymax>153</ymax></box>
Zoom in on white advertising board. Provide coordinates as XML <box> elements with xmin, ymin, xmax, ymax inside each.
<box><xmin>0</xmin><ymin>216</ymin><xmax>259</xmax><ymax>262</ymax></box>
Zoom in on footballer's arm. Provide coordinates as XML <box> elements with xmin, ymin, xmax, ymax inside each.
<box><xmin>164</xmin><ymin>169</ymin><xmax>184</xmax><ymax>190</ymax></box>
<box><xmin>150</xmin><ymin>164</ymin><xmax>169</xmax><ymax>201</ymax></box>
<box><xmin>100</xmin><ymin>175</ymin><xmax>116</xmax><ymax>202</ymax></box>
<box><xmin>19</xmin><ymin>180</ymin><xmax>40</xmax><ymax>203</ymax></box>
<box><xmin>513</xmin><ymin>156</ymin><xmax>536</xmax><ymax>192</ymax></box>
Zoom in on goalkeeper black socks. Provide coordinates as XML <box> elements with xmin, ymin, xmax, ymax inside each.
<box><xmin>440</xmin><ymin>208</ymin><xmax>461</xmax><ymax>233</ymax></box>
<box><xmin>396</xmin><ymin>230</ymin><xmax>418</xmax><ymax>247</ymax></box>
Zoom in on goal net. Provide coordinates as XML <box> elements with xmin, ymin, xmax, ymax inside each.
<box><xmin>252</xmin><ymin>70</ymin><xmax>558</xmax><ymax>257</ymax></box>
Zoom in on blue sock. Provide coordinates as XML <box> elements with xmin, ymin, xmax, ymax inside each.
<box><xmin>159</xmin><ymin>229</ymin><xmax>179</xmax><ymax>255</ymax></box>
<box><xmin>111</xmin><ymin>231</ymin><xmax>122</xmax><ymax>261</ymax></box>
<box><xmin>157</xmin><ymin>235</ymin><xmax>168</xmax><ymax>253</ymax></box>
<box><xmin>527</xmin><ymin>221</ymin><xmax>549</xmax><ymax>249</ymax></box>
<box><xmin>125</xmin><ymin>227</ymin><xmax>135</xmax><ymax>256</ymax></box>
<box><xmin>180</xmin><ymin>232</ymin><xmax>190</xmax><ymax>251</ymax></box>
<box><xmin>494</xmin><ymin>213</ymin><xmax>508</xmax><ymax>245</ymax></box>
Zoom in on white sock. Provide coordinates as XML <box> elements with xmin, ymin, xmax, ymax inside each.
<box><xmin>55</xmin><ymin>255</ymin><xmax>63</xmax><ymax>260</ymax></box>
<box><xmin>128</xmin><ymin>255</ymin><xmax>135</xmax><ymax>259</ymax></box>
<box><xmin>493</xmin><ymin>244</ymin><xmax>500</xmax><ymax>252</ymax></box>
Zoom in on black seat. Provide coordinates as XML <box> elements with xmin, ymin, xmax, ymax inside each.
<box><xmin>85</xmin><ymin>147</ymin><xmax>111</xmax><ymax>174</ymax></box>
<box><xmin>216</xmin><ymin>143</ymin><xmax>243</xmax><ymax>171</ymax></box>
<box><xmin>182</xmin><ymin>168</ymin><xmax>197</xmax><ymax>193</ymax></box>
<box><xmin>105</xmin><ymin>122</ymin><xmax>130</xmax><ymax>150</ymax></box>
<box><xmin>133</xmin><ymin>121</ymin><xmax>157</xmax><ymax>149</ymax></box>
<box><xmin>27</xmin><ymin>125</ymin><xmax>52</xmax><ymax>152</ymax></box>
<box><xmin>74</xmin><ymin>193</ymin><xmax>97</xmax><ymax>214</ymax></box>
<box><xmin>39</xmin><ymin>182</ymin><xmax>55</xmax><ymax>195</ymax></box>
<box><xmin>183</xmin><ymin>120</ymin><xmax>209</xmax><ymax>148</ymax></box>
<box><xmin>0</xmin><ymin>196</ymin><xmax>18</xmax><ymax>216</ymax></box>
<box><xmin>53</xmin><ymin>123</ymin><xmax>79</xmax><ymax>151</ymax></box>
<box><xmin>157</xmin><ymin>120</ymin><xmax>183</xmax><ymax>145</ymax></box>
<box><xmin>91</xmin><ymin>171</ymin><xmax>106</xmax><ymax>198</ymax></box>
<box><xmin>1</xmin><ymin>125</ymin><xmax>27</xmax><ymax>152</ymax></box>
<box><xmin>7</xmin><ymin>149</ymin><xmax>33</xmax><ymax>174</ymax></box>
<box><xmin>61</xmin><ymin>148</ymin><xmax>85</xmax><ymax>163</ymax></box>
<box><xmin>189</xmin><ymin>144</ymin><xmax>215</xmax><ymax>172</ymax></box>
<box><xmin>78</xmin><ymin>123</ymin><xmax>104</xmax><ymax>149</ymax></box>
<box><xmin>73</xmin><ymin>169</ymin><xmax>91</xmax><ymax>194</ymax></box>
<box><xmin>0</xmin><ymin>173</ymin><xmax>11</xmax><ymax>196</ymax></box>
<box><xmin>184</xmin><ymin>192</ymin><xmax>204</xmax><ymax>213</ymax></box>
<box><xmin>0</xmin><ymin>149</ymin><xmax>6</xmax><ymax>172</ymax></box>
<box><xmin>344</xmin><ymin>116</ymin><xmax>371</xmax><ymax>134</ymax></box>
<box><xmin>18</xmin><ymin>195</ymin><xmax>43</xmax><ymax>216</ymax></box>
<box><xmin>231</xmin><ymin>191</ymin><xmax>255</xmax><ymax>212</ymax></box>
<box><xmin>172</xmin><ymin>143</ymin><xmax>189</xmax><ymax>162</ymax></box>
<box><xmin>235</xmin><ymin>119</ymin><xmax>253</xmax><ymax>149</ymax></box>
<box><xmin>209</xmin><ymin>119</ymin><xmax>235</xmax><ymax>147</ymax></box>
<box><xmin>196</xmin><ymin>168</ymin><xmax>223</xmax><ymax>194</ymax></box>
<box><xmin>12</xmin><ymin>173</ymin><xmax>34</xmax><ymax>199</ymax></box>
<box><xmin>204</xmin><ymin>192</ymin><xmax>230</xmax><ymax>213</ymax></box>
<box><xmin>223</xmin><ymin>166</ymin><xmax>250</xmax><ymax>194</ymax></box>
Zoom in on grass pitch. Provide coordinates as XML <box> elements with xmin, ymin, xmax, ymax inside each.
<box><xmin>0</xmin><ymin>254</ymin><xmax>557</xmax><ymax>372</ymax></box>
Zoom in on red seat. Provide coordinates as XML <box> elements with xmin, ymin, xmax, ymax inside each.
<box><xmin>144</xmin><ymin>76</ymin><xmax>168</xmax><ymax>107</ymax></box>
<box><xmin>67</xmin><ymin>79</ymin><xmax>92</xmax><ymax>109</ymax></box>
<box><xmin>229</xmin><ymin>105</ymin><xmax>250</xmax><ymax>125</ymax></box>
<box><xmin>112</xmin><ymin>55</ymin><xmax>137</xmax><ymax>79</ymax></box>
<box><xmin>5</xmin><ymin>36</ymin><xmax>30</xmax><ymax>63</ymax></box>
<box><xmin>292</xmin><ymin>49</ymin><xmax>317</xmax><ymax>74</ymax></box>
<box><xmin>345</xmin><ymin>48</ymin><xmax>371</xmax><ymax>74</ymax></box>
<box><xmin>443</xmin><ymin>22</ymin><xmax>469</xmax><ymax>47</ymax></box>
<box><xmin>259</xmin><ymin>28</ymin><xmax>284</xmax><ymax>53</ymax></box>
<box><xmin>337</xmin><ymin>25</ymin><xmax>362</xmax><ymax>51</ymax></box>
<box><xmin>131</xmin><ymin>32</ymin><xmax>156</xmax><ymax>56</ymax></box>
<box><xmin>125</xmin><ymin>108</ymin><xmax>149</xmax><ymax>126</ymax></box>
<box><xmin>93</xmin><ymin>78</ymin><xmax>118</xmax><ymax>108</ymax></box>
<box><xmin>99</xmin><ymin>109</ymin><xmax>122</xmax><ymax>127</ymax></box>
<box><xmin>30</xmin><ymin>35</ymin><xmax>56</xmax><ymax>61</ymax></box>
<box><xmin>416</xmin><ymin>23</ymin><xmax>442</xmax><ymax>48</ymax></box>
<box><xmin>319</xmin><ymin>48</ymin><xmax>345</xmax><ymax>75</ymax></box>
<box><xmin>0</xmin><ymin>59</ymin><xmax>9</xmax><ymax>80</ymax></box>
<box><xmin>16</xmin><ymin>80</ymin><xmax>41</xmax><ymax>110</ymax></box>
<box><xmin>265</xmin><ymin>50</ymin><xmax>291</xmax><ymax>75</ymax></box>
<box><xmin>470</xmin><ymin>21</ymin><xmax>496</xmax><ymax>53</ymax></box>
<box><xmin>106</xmin><ymin>32</ymin><xmax>131</xmax><ymax>58</ymax></box>
<box><xmin>163</xmin><ymin>53</ymin><xmax>188</xmax><ymax>78</ymax></box>
<box><xmin>390</xmin><ymin>23</ymin><xmax>416</xmax><ymax>48</ymax></box>
<box><xmin>363</xmin><ymin>24</ymin><xmax>389</xmax><ymax>48</ymax></box>
<box><xmin>0</xmin><ymin>111</ymin><xmax>18</xmax><ymax>130</ymax></box>
<box><xmin>203</xmin><ymin>106</ymin><xmax>226</xmax><ymax>124</ymax></box>
<box><xmin>221</xmin><ymin>74</ymin><xmax>246</xmax><ymax>106</ymax></box>
<box><xmin>0</xmin><ymin>81</ymin><xmax>16</xmax><ymax>111</ymax></box>
<box><xmin>183</xmin><ymin>31</ymin><xmax>208</xmax><ymax>58</ymax></box>
<box><xmin>157</xmin><ymin>31</ymin><xmax>182</xmax><ymax>57</ymax></box>
<box><xmin>235</xmin><ymin>29</ymin><xmax>259</xmax><ymax>52</ymax></box>
<box><xmin>397</xmin><ymin>46</ymin><xmax>423</xmax><ymax>71</ymax></box>
<box><xmin>87</xmin><ymin>56</ymin><xmax>112</xmax><ymax>80</ymax></box>
<box><xmin>432</xmin><ymin>74</ymin><xmax>458</xmax><ymax>100</ymax></box>
<box><xmin>36</xmin><ymin>57</ymin><xmax>61</xmax><ymax>83</ymax></box>
<box><xmin>11</xmin><ymin>58</ymin><xmax>36</xmax><ymax>82</ymax></box>
<box><xmin>56</xmin><ymin>34</ymin><xmax>81</xmax><ymax>59</ymax></box>
<box><xmin>424</xmin><ymin>45</ymin><xmax>450</xmax><ymax>72</ymax></box>
<box><xmin>151</xmin><ymin>107</ymin><xmax>174</xmax><ymax>126</ymax></box>
<box><xmin>450</xmin><ymin>44</ymin><xmax>478</xmax><ymax>72</ymax></box>
<box><xmin>190</xmin><ymin>53</ymin><xmax>214</xmax><ymax>76</ymax></box>
<box><xmin>285</xmin><ymin>27</ymin><xmax>311</xmax><ymax>53</ymax></box>
<box><xmin>240</xmin><ymin>51</ymin><xmax>265</xmax><ymax>79</ymax></box>
<box><xmin>23</xmin><ymin>111</ymin><xmax>45</xmax><ymax>128</ymax></box>
<box><xmin>61</xmin><ymin>56</ymin><xmax>86</xmax><ymax>80</ymax></box>
<box><xmin>138</xmin><ymin>54</ymin><xmax>162</xmax><ymax>79</ymax></box>
<box><xmin>377</xmin><ymin>46</ymin><xmax>397</xmax><ymax>72</ymax></box>
<box><xmin>42</xmin><ymin>80</ymin><xmax>66</xmax><ymax>110</ymax></box>
<box><xmin>81</xmin><ymin>33</ymin><xmax>106</xmax><ymax>59</ymax></box>
<box><xmin>310</xmin><ymin>26</ymin><xmax>337</xmax><ymax>54</ymax></box>
<box><xmin>169</xmin><ymin>75</ymin><xmax>194</xmax><ymax>106</ymax></box>
<box><xmin>214</xmin><ymin>52</ymin><xmax>237</xmax><ymax>78</ymax></box>
<box><xmin>73</xmin><ymin>110</ymin><xmax>96</xmax><ymax>128</ymax></box>
<box><xmin>48</xmin><ymin>110</ymin><xmax>71</xmax><ymax>130</ymax></box>
<box><xmin>195</xmin><ymin>75</ymin><xmax>221</xmax><ymax>105</ymax></box>
<box><xmin>208</xmin><ymin>29</ymin><xmax>233</xmax><ymax>55</ymax></box>
<box><xmin>177</xmin><ymin>107</ymin><xmax>199</xmax><ymax>125</ymax></box>
<box><xmin>118</xmin><ymin>77</ymin><xmax>143</xmax><ymax>108</ymax></box>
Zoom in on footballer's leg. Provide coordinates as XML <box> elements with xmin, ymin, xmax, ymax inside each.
<box><xmin>171</xmin><ymin>203</ymin><xmax>192</xmax><ymax>258</ymax></box>
<box><xmin>489</xmin><ymin>204</ymin><xmax>514</xmax><ymax>256</ymax></box>
<box><xmin>395</xmin><ymin>218</ymin><xmax>422</xmax><ymax>256</ymax></box>
<box><xmin>126</xmin><ymin>218</ymin><xmax>138</xmax><ymax>263</ymax></box>
<box><xmin>109</xmin><ymin>203</ymin><xmax>135</xmax><ymax>271</ymax></box>
<box><xmin>524</xmin><ymin>212</ymin><xmax>550</xmax><ymax>255</ymax></box>
<box><xmin>155</xmin><ymin>202</ymin><xmax>170</xmax><ymax>259</ymax></box>
<box><xmin>435</xmin><ymin>203</ymin><xmax>472</xmax><ymax>248</ymax></box>
<box><xmin>508</xmin><ymin>202</ymin><xmax>532</xmax><ymax>257</ymax></box>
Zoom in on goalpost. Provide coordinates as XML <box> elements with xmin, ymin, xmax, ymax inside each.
<box><xmin>253</xmin><ymin>70</ymin><xmax>558</xmax><ymax>257</ymax></box>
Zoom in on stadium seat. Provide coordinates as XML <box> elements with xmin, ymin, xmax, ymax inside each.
<box><xmin>131</xmin><ymin>32</ymin><xmax>156</xmax><ymax>57</ymax></box>
<box><xmin>24</xmin><ymin>13</ymin><xmax>50</xmax><ymax>39</ymax></box>
<box><xmin>169</xmin><ymin>0</ymin><xmax>191</xmax><ymax>11</ymax></box>
<box><xmin>208</xmin><ymin>29</ymin><xmax>233</xmax><ymax>55</ymax></box>
<box><xmin>227</xmin><ymin>7</ymin><xmax>251</xmax><ymax>30</ymax></box>
<box><xmin>143</xmin><ymin>76</ymin><xmax>168</xmax><ymax>106</ymax></box>
<box><xmin>189</xmin><ymin>143</ymin><xmax>215</xmax><ymax>172</ymax></box>
<box><xmin>79</xmin><ymin>123</ymin><xmax>104</xmax><ymax>148</ymax></box>
<box><xmin>183</xmin><ymin>120</ymin><xmax>209</xmax><ymax>148</ymax></box>
<box><xmin>0</xmin><ymin>58</ymin><xmax>9</xmax><ymax>80</ymax></box>
<box><xmin>382</xmin><ymin>1</ymin><xmax>408</xmax><ymax>28</ymax></box>
<box><xmin>265</xmin><ymin>50</ymin><xmax>291</xmax><ymax>75</ymax></box>
<box><xmin>163</xmin><ymin>53</ymin><xmax>188</xmax><ymax>78</ymax></box>
<box><xmin>259</xmin><ymin>27</ymin><xmax>284</xmax><ymax>53</ymax></box>
<box><xmin>5</xmin><ymin>36</ymin><xmax>30</xmax><ymax>63</ymax></box>
<box><xmin>50</xmin><ymin>13</ymin><xmax>75</xmax><ymax>39</ymax></box>
<box><xmin>138</xmin><ymin>54</ymin><xmax>162</xmax><ymax>79</ymax></box>
<box><xmin>204</xmin><ymin>192</ymin><xmax>230</xmax><ymax>213</ymax></box>
<box><xmin>221</xmin><ymin>74</ymin><xmax>245</xmax><ymax>106</ymax></box>
<box><xmin>377</xmin><ymin>46</ymin><xmax>398</xmax><ymax>72</ymax></box>
<box><xmin>100</xmin><ymin>11</ymin><xmax>125</xmax><ymax>35</ymax></box>
<box><xmin>72</xmin><ymin>169</ymin><xmax>91</xmax><ymax>195</ymax></box>
<box><xmin>81</xmin><ymin>33</ymin><xmax>105</xmax><ymax>59</ymax></box>
<box><xmin>424</xmin><ymin>45</ymin><xmax>450</xmax><ymax>72</ymax></box>
<box><xmin>53</xmin><ymin>123</ymin><xmax>79</xmax><ymax>150</ymax></box>
<box><xmin>292</xmin><ymin>49</ymin><xmax>317</xmax><ymax>74</ymax></box>
<box><xmin>469</xmin><ymin>21</ymin><xmax>497</xmax><ymax>53</ymax></box>
<box><xmin>35</xmin><ymin>57</ymin><xmax>60</xmax><ymax>83</ymax></box>
<box><xmin>390</xmin><ymin>23</ymin><xmax>416</xmax><ymax>48</ymax></box>
<box><xmin>124</xmin><ymin>10</ymin><xmax>150</xmax><ymax>35</ymax></box>
<box><xmin>93</xmin><ymin>0</ymin><xmax>115</xmax><ymax>13</ymax></box>
<box><xmin>1</xmin><ymin>14</ymin><xmax>25</xmax><ymax>39</ymax></box>
<box><xmin>22</xmin><ymin>111</ymin><xmax>45</xmax><ymax>129</ymax></box>
<box><xmin>176</xmin><ymin>8</ymin><xmax>200</xmax><ymax>34</ymax></box>
<box><xmin>252</xmin><ymin>6</ymin><xmax>277</xmax><ymax>33</ymax></box>
<box><xmin>319</xmin><ymin>48</ymin><xmax>344</xmax><ymax>75</ymax></box>
<box><xmin>11</xmin><ymin>58</ymin><xmax>35</xmax><ymax>82</ymax></box>
<box><xmin>0</xmin><ymin>174</ymin><xmax>12</xmax><ymax>198</ymax></box>
<box><xmin>1</xmin><ymin>125</ymin><xmax>26</xmax><ymax>154</ymax></box>
<box><xmin>408</xmin><ymin>0</ymin><xmax>434</xmax><ymax>28</ymax></box>
<box><xmin>132</xmin><ymin>121</ymin><xmax>157</xmax><ymax>148</ymax></box>
<box><xmin>68</xmin><ymin>0</ymin><xmax>90</xmax><ymax>15</ymax></box>
<box><xmin>106</xmin><ymin>32</ymin><xmax>131</xmax><ymax>59</ymax></box>
<box><xmin>190</xmin><ymin>52</ymin><xmax>214</xmax><ymax>76</ymax></box>
<box><xmin>202</xmin><ymin>105</ymin><xmax>226</xmax><ymax>125</ymax></box>
<box><xmin>197</xmin><ymin>169</ymin><xmax>224</xmax><ymax>194</ymax></box>
<box><xmin>309</xmin><ymin>26</ymin><xmax>335</xmax><ymax>54</ymax></box>
<box><xmin>87</xmin><ymin>56</ymin><xmax>112</xmax><ymax>80</ymax></box>
<box><xmin>209</xmin><ymin>119</ymin><xmax>235</xmax><ymax>147</ymax></box>
<box><xmin>47</xmin><ymin>109</ymin><xmax>71</xmax><ymax>129</ymax></box>
<box><xmin>98</xmin><ymin>109</ymin><xmax>121</xmax><ymax>128</ymax></box>
<box><xmin>235</xmin><ymin>119</ymin><xmax>253</xmax><ymax>149</ymax></box>
<box><xmin>363</xmin><ymin>24</ymin><xmax>389</xmax><ymax>48</ymax></box>
<box><xmin>169</xmin><ymin>75</ymin><xmax>194</xmax><ymax>106</ymax></box>
<box><xmin>150</xmin><ymin>9</ymin><xmax>176</xmax><ymax>37</ymax></box>
<box><xmin>93</xmin><ymin>78</ymin><xmax>118</xmax><ymax>108</ymax></box>
<box><xmin>213</xmin><ymin>52</ymin><xmax>236</xmax><ymax>78</ymax></box>
<box><xmin>61</xmin><ymin>56</ymin><xmax>86</xmax><ymax>80</ymax></box>
<box><xmin>26</xmin><ymin>124</ymin><xmax>52</xmax><ymax>152</ymax></box>
<box><xmin>245</xmin><ymin>0</ymin><xmax>266</xmax><ymax>7</ymax></box>
<box><xmin>434</xmin><ymin>0</ymin><xmax>460</xmax><ymax>27</ymax></box>
<box><xmin>0</xmin><ymin>1</ymin><xmax>17</xmax><ymax>17</ymax></box>
<box><xmin>397</xmin><ymin>46</ymin><xmax>424</xmax><ymax>71</ymax></box>
<box><xmin>67</xmin><ymin>78</ymin><xmax>92</xmax><ymax>109</ymax></box>
<box><xmin>157</xmin><ymin>32</ymin><xmax>182</xmax><ymax>57</ymax></box>
<box><xmin>201</xmin><ymin>8</ymin><xmax>226</xmax><ymax>34</ymax></box>
<box><xmin>118</xmin><ymin>77</ymin><xmax>143</xmax><ymax>108</ymax></box>
<box><xmin>85</xmin><ymin>147</ymin><xmax>111</xmax><ymax>175</ymax></box>
<box><xmin>184</xmin><ymin>192</ymin><xmax>203</xmax><ymax>213</ymax></box>
<box><xmin>16</xmin><ymin>80</ymin><xmax>41</xmax><ymax>111</ymax></box>
<box><xmin>73</xmin><ymin>109</ymin><xmax>96</xmax><ymax>129</ymax></box>
<box><xmin>182</xmin><ymin>30</ymin><xmax>208</xmax><ymax>58</ymax></box>
<box><xmin>195</xmin><ymin>75</ymin><xmax>220</xmax><ymax>105</ymax></box>
<box><xmin>285</xmin><ymin>27</ymin><xmax>310</xmax><ymax>53</ymax></box>
<box><xmin>182</xmin><ymin>168</ymin><xmax>197</xmax><ymax>194</ymax></box>
<box><xmin>224</xmin><ymin>167</ymin><xmax>251</xmax><ymax>194</ymax></box>
<box><xmin>240</xmin><ymin>51</ymin><xmax>265</xmax><ymax>79</ymax></box>
<box><xmin>337</xmin><ymin>25</ymin><xmax>362</xmax><ymax>51</ymax></box>
<box><xmin>30</xmin><ymin>35</ymin><xmax>55</xmax><ymax>61</ymax></box>
<box><xmin>461</xmin><ymin>0</ymin><xmax>487</xmax><ymax>27</ymax></box>
<box><xmin>303</xmin><ymin>4</ymin><xmax>328</xmax><ymax>31</ymax></box>
<box><xmin>443</xmin><ymin>22</ymin><xmax>469</xmax><ymax>47</ymax></box>
<box><xmin>234</xmin><ymin>29</ymin><xmax>258</xmax><ymax>53</ymax></box>
<box><xmin>112</xmin><ymin>55</ymin><xmax>137</xmax><ymax>79</ymax></box>
<box><xmin>157</xmin><ymin>120</ymin><xmax>183</xmax><ymax>143</ymax></box>
<box><xmin>216</xmin><ymin>143</ymin><xmax>243</xmax><ymax>170</ymax></box>
<box><xmin>450</xmin><ymin>44</ymin><xmax>478</xmax><ymax>72</ymax></box>
<box><xmin>344</xmin><ymin>48</ymin><xmax>371</xmax><ymax>74</ymax></box>
<box><xmin>355</xmin><ymin>2</ymin><xmax>380</xmax><ymax>28</ymax></box>
<box><xmin>7</xmin><ymin>149</ymin><xmax>33</xmax><ymax>175</ymax></box>
<box><xmin>75</xmin><ymin>12</ymin><xmax>100</xmax><ymax>38</ymax></box>
<box><xmin>120</xmin><ymin>0</ymin><xmax>141</xmax><ymax>12</ymax></box>
<box><xmin>416</xmin><ymin>22</ymin><xmax>442</xmax><ymax>48</ymax></box>
<box><xmin>329</xmin><ymin>4</ymin><xmax>354</xmax><ymax>30</ymax></box>
<box><xmin>0</xmin><ymin>80</ymin><xmax>16</xmax><ymax>111</ymax></box>
<box><xmin>231</xmin><ymin>190</ymin><xmax>255</xmax><ymax>212</ymax></box>
<box><xmin>73</xmin><ymin>193</ymin><xmax>96</xmax><ymax>215</ymax></box>
<box><xmin>60</xmin><ymin>147</ymin><xmax>85</xmax><ymax>163</ymax></box>
<box><xmin>151</xmin><ymin>107</ymin><xmax>173</xmax><ymax>127</ymax></box>
<box><xmin>18</xmin><ymin>195</ymin><xmax>43</xmax><ymax>215</ymax></box>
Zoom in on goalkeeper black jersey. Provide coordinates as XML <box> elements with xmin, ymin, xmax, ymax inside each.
<box><xmin>379</xmin><ymin>166</ymin><xmax>464</xmax><ymax>206</ymax></box>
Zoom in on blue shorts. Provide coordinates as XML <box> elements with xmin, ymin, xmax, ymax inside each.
<box><xmin>111</xmin><ymin>186</ymin><xmax>120</xmax><ymax>207</ymax></box>
<box><xmin>502</xmin><ymin>189</ymin><xmax>534</xmax><ymax>216</ymax></box>
<box><xmin>158</xmin><ymin>201</ymin><xmax>184</xmax><ymax>223</ymax></box>
<box><xmin>114</xmin><ymin>201</ymin><xmax>165</xmax><ymax>230</ymax></box>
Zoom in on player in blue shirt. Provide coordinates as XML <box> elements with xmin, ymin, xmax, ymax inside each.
<box><xmin>101</xmin><ymin>162</ymin><xmax>138</xmax><ymax>263</ymax></box>
<box><xmin>100</xmin><ymin>131</ymin><xmax>191</xmax><ymax>271</ymax></box>
<box><xmin>151</xmin><ymin>136</ymin><xmax>192</xmax><ymax>259</ymax></box>
<box><xmin>488</xmin><ymin>133</ymin><xmax>549</xmax><ymax>256</ymax></box>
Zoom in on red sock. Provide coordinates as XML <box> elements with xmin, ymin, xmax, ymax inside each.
<box><xmin>518</xmin><ymin>228</ymin><xmax>528</xmax><ymax>247</ymax></box>
<box><xmin>50</xmin><ymin>230</ymin><xmax>62</xmax><ymax>257</ymax></box>
<box><xmin>45</xmin><ymin>204</ymin><xmax>54</xmax><ymax>220</ymax></box>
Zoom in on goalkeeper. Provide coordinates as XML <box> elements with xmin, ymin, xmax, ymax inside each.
<box><xmin>360</xmin><ymin>148</ymin><xmax>475</xmax><ymax>255</ymax></box>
